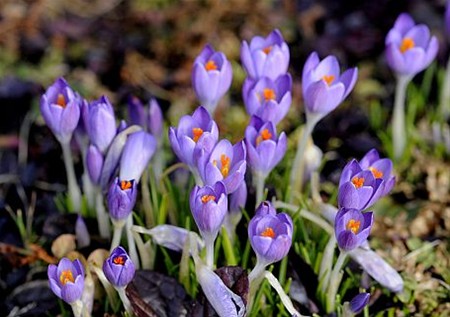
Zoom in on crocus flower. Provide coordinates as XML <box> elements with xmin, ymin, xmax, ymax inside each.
<box><xmin>119</xmin><ymin>131</ymin><xmax>156</xmax><ymax>182</ymax></box>
<box><xmin>359</xmin><ymin>149</ymin><xmax>395</xmax><ymax>197</ymax></box>
<box><xmin>350</xmin><ymin>293</ymin><xmax>370</xmax><ymax>314</ymax></box>
<box><xmin>229</xmin><ymin>181</ymin><xmax>247</xmax><ymax>215</ymax></box>
<box><xmin>107</xmin><ymin>177</ymin><xmax>138</xmax><ymax>221</ymax></box>
<box><xmin>192</xmin><ymin>44</ymin><xmax>232</xmax><ymax>114</ymax></box>
<box><xmin>83</xmin><ymin>95</ymin><xmax>117</xmax><ymax>153</ymax></box>
<box><xmin>86</xmin><ymin>144</ymin><xmax>104</xmax><ymax>185</ymax></box>
<box><xmin>245</xmin><ymin>116</ymin><xmax>286</xmax><ymax>177</ymax></box>
<box><xmin>75</xmin><ymin>215</ymin><xmax>90</xmax><ymax>248</ymax></box>
<box><xmin>40</xmin><ymin>77</ymin><xmax>81</xmax><ymax>144</ymax></box>
<box><xmin>189</xmin><ymin>181</ymin><xmax>228</xmax><ymax>239</ymax></box>
<box><xmin>198</xmin><ymin>139</ymin><xmax>246</xmax><ymax>194</ymax></box>
<box><xmin>334</xmin><ymin>208</ymin><xmax>373</xmax><ymax>251</ymax></box>
<box><xmin>241</xmin><ymin>29</ymin><xmax>290</xmax><ymax>80</ymax></box>
<box><xmin>48</xmin><ymin>258</ymin><xmax>85</xmax><ymax>304</ymax></box>
<box><xmin>127</xmin><ymin>96</ymin><xmax>164</xmax><ymax>139</ymax></box>
<box><xmin>302</xmin><ymin>52</ymin><xmax>358</xmax><ymax>121</ymax></box>
<box><xmin>248</xmin><ymin>201</ymin><xmax>293</xmax><ymax>265</ymax></box>
<box><xmin>148</xmin><ymin>98</ymin><xmax>163</xmax><ymax>139</ymax></box>
<box><xmin>385</xmin><ymin>13</ymin><xmax>438</xmax><ymax>78</ymax></box>
<box><xmin>103</xmin><ymin>246</ymin><xmax>135</xmax><ymax>288</ymax></box>
<box><xmin>127</xmin><ymin>95</ymin><xmax>146</xmax><ymax>128</ymax></box>
<box><xmin>243</xmin><ymin>74</ymin><xmax>292</xmax><ymax>125</ymax></box>
<box><xmin>169</xmin><ymin>106</ymin><xmax>219</xmax><ymax>168</ymax></box>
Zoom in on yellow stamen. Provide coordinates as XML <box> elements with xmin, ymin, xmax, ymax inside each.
<box><xmin>56</xmin><ymin>94</ymin><xmax>67</xmax><ymax>108</ymax></box>
<box><xmin>219</xmin><ymin>154</ymin><xmax>230</xmax><ymax>177</ymax></box>
<box><xmin>59</xmin><ymin>270</ymin><xmax>75</xmax><ymax>285</ymax></box>
<box><xmin>120</xmin><ymin>180</ymin><xmax>132</xmax><ymax>190</ymax></box>
<box><xmin>263</xmin><ymin>88</ymin><xmax>276</xmax><ymax>101</ymax></box>
<box><xmin>369</xmin><ymin>167</ymin><xmax>383</xmax><ymax>179</ymax></box>
<box><xmin>346</xmin><ymin>219</ymin><xmax>361</xmax><ymax>234</ymax></box>
<box><xmin>351</xmin><ymin>177</ymin><xmax>365</xmax><ymax>189</ymax></box>
<box><xmin>205</xmin><ymin>60</ymin><xmax>218</xmax><ymax>71</ymax></box>
<box><xmin>256</xmin><ymin>128</ymin><xmax>273</xmax><ymax>146</ymax></box>
<box><xmin>201</xmin><ymin>195</ymin><xmax>216</xmax><ymax>203</ymax></box>
<box><xmin>400</xmin><ymin>37</ymin><xmax>415</xmax><ymax>53</ymax></box>
<box><xmin>260</xmin><ymin>227</ymin><xmax>276</xmax><ymax>238</ymax></box>
<box><xmin>322</xmin><ymin>75</ymin><xmax>335</xmax><ymax>86</ymax></box>
<box><xmin>113</xmin><ymin>256</ymin><xmax>125</xmax><ymax>265</ymax></box>
<box><xmin>192</xmin><ymin>127</ymin><xmax>204</xmax><ymax>143</ymax></box>
<box><xmin>262</xmin><ymin>46</ymin><xmax>273</xmax><ymax>54</ymax></box>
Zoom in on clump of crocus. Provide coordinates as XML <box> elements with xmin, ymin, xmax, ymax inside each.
<box><xmin>385</xmin><ymin>13</ymin><xmax>438</xmax><ymax>159</ymax></box>
<box><xmin>245</xmin><ymin>116</ymin><xmax>286</xmax><ymax>204</ymax></box>
<box><xmin>241</xmin><ymin>29</ymin><xmax>290</xmax><ymax>81</ymax></box>
<box><xmin>190</xmin><ymin>181</ymin><xmax>228</xmax><ymax>267</ymax></box>
<box><xmin>242</xmin><ymin>74</ymin><xmax>292</xmax><ymax>125</ymax></box>
<box><xmin>192</xmin><ymin>45</ymin><xmax>233</xmax><ymax>115</ymax></box>
<box><xmin>48</xmin><ymin>258</ymin><xmax>85</xmax><ymax>316</ymax></box>
<box><xmin>290</xmin><ymin>52</ymin><xmax>357</xmax><ymax>200</ymax></box>
<box><xmin>40</xmin><ymin>78</ymin><xmax>82</xmax><ymax>211</ymax></box>
<box><xmin>103</xmin><ymin>246</ymin><xmax>135</xmax><ymax>315</ymax></box>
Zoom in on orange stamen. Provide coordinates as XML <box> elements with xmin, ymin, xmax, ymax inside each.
<box><xmin>322</xmin><ymin>75</ymin><xmax>335</xmax><ymax>86</ymax></box>
<box><xmin>113</xmin><ymin>256</ymin><xmax>126</xmax><ymax>265</ymax></box>
<box><xmin>192</xmin><ymin>127</ymin><xmax>204</xmax><ymax>143</ymax></box>
<box><xmin>120</xmin><ymin>180</ymin><xmax>132</xmax><ymax>190</ymax></box>
<box><xmin>256</xmin><ymin>128</ymin><xmax>273</xmax><ymax>146</ymax></box>
<box><xmin>56</xmin><ymin>94</ymin><xmax>67</xmax><ymax>107</ymax></box>
<box><xmin>205</xmin><ymin>60</ymin><xmax>218</xmax><ymax>71</ymax></box>
<box><xmin>369</xmin><ymin>167</ymin><xmax>383</xmax><ymax>179</ymax></box>
<box><xmin>219</xmin><ymin>154</ymin><xmax>230</xmax><ymax>177</ymax></box>
<box><xmin>351</xmin><ymin>177</ymin><xmax>365</xmax><ymax>189</ymax></box>
<box><xmin>263</xmin><ymin>88</ymin><xmax>276</xmax><ymax>101</ymax></box>
<box><xmin>400</xmin><ymin>37</ymin><xmax>415</xmax><ymax>53</ymax></box>
<box><xmin>201</xmin><ymin>195</ymin><xmax>216</xmax><ymax>203</ymax></box>
<box><xmin>260</xmin><ymin>227</ymin><xmax>276</xmax><ymax>238</ymax></box>
<box><xmin>346</xmin><ymin>219</ymin><xmax>361</xmax><ymax>234</ymax></box>
<box><xmin>262</xmin><ymin>46</ymin><xmax>273</xmax><ymax>54</ymax></box>
<box><xmin>59</xmin><ymin>270</ymin><xmax>75</xmax><ymax>285</ymax></box>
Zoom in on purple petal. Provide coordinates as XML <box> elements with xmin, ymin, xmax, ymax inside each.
<box><xmin>393</xmin><ymin>13</ymin><xmax>415</xmax><ymax>36</ymax></box>
<box><xmin>350</xmin><ymin>293</ymin><xmax>370</xmax><ymax>314</ymax></box>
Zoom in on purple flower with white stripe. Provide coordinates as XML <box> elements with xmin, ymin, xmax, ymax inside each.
<box><xmin>107</xmin><ymin>177</ymin><xmax>138</xmax><ymax>221</ymax></box>
<box><xmin>48</xmin><ymin>258</ymin><xmax>85</xmax><ymax>304</ymax></box>
<box><xmin>335</xmin><ymin>208</ymin><xmax>373</xmax><ymax>251</ymax></box>
<box><xmin>103</xmin><ymin>246</ymin><xmax>135</xmax><ymax>288</ymax></box>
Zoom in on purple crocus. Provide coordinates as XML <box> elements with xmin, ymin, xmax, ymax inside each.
<box><xmin>192</xmin><ymin>44</ymin><xmax>232</xmax><ymax>114</ymax></box>
<box><xmin>127</xmin><ymin>96</ymin><xmax>164</xmax><ymax>139</ymax></box>
<box><xmin>245</xmin><ymin>116</ymin><xmax>287</xmax><ymax>177</ymax></box>
<box><xmin>241</xmin><ymin>29</ymin><xmax>290</xmax><ymax>80</ymax></box>
<box><xmin>169</xmin><ymin>106</ymin><xmax>219</xmax><ymax>168</ymax></box>
<box><xmin>83</xmin><ymin>95</ymin><xmax>117</xmax><ymax>153</ymax></box>
<box><xmin>248</xmin><ymin>201</ymin><xmax>293</xmax><ymax>265</ymax></box>
<box><xmin>335</xmin><ymin>208</ymin><xmax>373</xmax><ymax>251</ymax></box>
<box><xmin>350</xmin><ymin>292</ymin><xmax>370</xmax><ymax>314</ymax></box>
<box><xmin>107</xmin><ymin>177</ymin><xmax>138</xmax><ymax>221</ymax></box>
<box><xmin>119</xmin><ymin>131</ymin><xmax>156</xmax><ymax>182</ymax></box>
<box><xmin>86</xmin><ymin>144</ymin><xmax>104</xmax><ymax>185</ymax></box>
<box><xmin>48</xmin><ymin>258</ymin><xmax>84</xmax><ymax>304</ymax></box>
<box><xmin>189</xmin><ymin>181</ymin><xmax>228</xmax><ymax>238</ymax></box>
<box><xmin>198</xmin><ymin>139</ymin><xmax>247</xmax><ymax>194</ymax></box>
<box><xmin>302</xmin><ymin>52</ymin><xmax>358</xmax><ymax>120</ymax></box>
<box><xmin>103</xmin><ymin>246</ymin><xmax>135</xmax><ymax>288</ymax></box>
<box><xmin>359</xmin><ymin>149</ymin><xmax>395</xmax><ymax>197</ymax></box>
<box><xmin>385</xmin><ymin>13</ymin><xmax>438</xmax><ymax>78</ymax></box>
<box><xmin>40</xmin><ymin>77</ymin><xmax>81</xmax><ymax>144</ymax></box>
<box><xmin>243</xmin><ymin>74</ymin><xmax>292</xmax><ymax>125</ymax></box>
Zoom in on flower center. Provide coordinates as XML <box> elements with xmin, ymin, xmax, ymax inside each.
<box><xmin>260</xmin><ymin>227</ymin><xmax>276</xmax><ymax>238</ymax></box>
<box><xmin>369</xmin><ymin>167</ymin><xmax>383</xmax><ymax>179</ymax></box>
<box><xmin>213</xmin><ymin>154</ymin><xmax>230</xmax><ymax>178</ymax></box>
<box><xmin>400</xmin><ymin>37</ymin><xmax>415</xmax><ymax>53</ymax></box>
<box><xmin>351</xmin><ymin>176</ymin><xmax>365</xmax><ymax>189</ymax></box>
<box><xmin>263</xmin><ymin>88</ymin><xmax>276</xmax><ymax>101</ymax></box>
<box><xmin>205</xmin><ymin>60</ymin><xmax>218</xmax><ymax>71</ymax></box>
<box><xmin>201</xmin><ymin>195</ymin><xmax>216</xmax><ymax>203</ymax></box>
<box><xmin>192</xmin><ymin>127</ymin><xmax>204</xmax><ymax>143</ymax></box>
<box><xmin>346</xmin><ymin>219</ymin><xmax>361</xmax><ymax>234</ymax></box>
<box><xmin>56</xmin><ymin>94</ymin><xmax>67</xmax><ymax>108</ymax></box>
<box><xmin>113</xmin><ymin>256</ymin><xmax>126</xmax><ymax>265</ymax></box>
<box><xmin>59</xmin><ymin>269</ymin><xmax>75</xmax><ymax>285</ymax></box>
<box><xmin>322</xmin><ymin>75</ymin><xmax>335</xmax><ymax>86</ymax></box>
<box><xmin>120</xmin><ymin>180</ymin><xmax>133</xmax><ymax>190</ymax></box>
<box><xmin>262</xmin><ymin>46</ymin><xmax>273</xmax><ymax>54</ymax></box>
<box><xmin>256</xmin><ymin>128</ymin><xmax>273</xmax><ymax>146</ymax></box>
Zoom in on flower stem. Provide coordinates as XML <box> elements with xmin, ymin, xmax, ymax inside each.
<box><xmin>116</xmin><ymin>286</ymin><xmax>133</xmax><ymax>316</ymax></box>
<box><xmin>205</xmin><ymin>236</ymin><xmax>215</xmax><ymax>268</ymax></box>
<box><xmin>110</xmin><ymin>219</ymin><xmax>125</xmax><ymax>251</ymax></box>
<box><xmin>319</xmin><ymin>236</ymin><xmax>337</xmax><ymax>294</ymax></box>
<box><xmin>70</xmin><ymin>299</ymin><xmax>84</xmax><ymax>317</ymax></box>
<box><xmin>61</xmin><ymin>142</ymin><xmax>82</xmax><ymax>212</ymax></box>
<box><xmin>440</xmin><ymin>55</ymin><xmax>450</xmax><ymax>120</ymax></box>
<box><xmin>326</xmin><ymin>251</ymin><xmax>348</xmax><ymax>313</ymax></box>
<box><xmin>126</xmin><ymin>215</ymin><xmax>140</xmax><ymax>269</ymax></box>
<box><xmin>190</xmin><ymin>167</ymin><xmax>204</xmax><ymax>186</ymax></box>
<box><xmin>95</xmin><ymin>188</ymin><xmax>111</xmax><ymax>239</ymax></box>
<box><xmin>392</xmin><ymin>76</ymin><xmax>410</xmax><ymax>160</ymax></box>
<box><xmin>254</xmin><ymin>172</ymin><xmax>266</xmax><ymax>208</ymax></box>
<box><xmin>247</xmin><ymin>257</ymin><xmax>267</xmax><ymax>312</ymax></box>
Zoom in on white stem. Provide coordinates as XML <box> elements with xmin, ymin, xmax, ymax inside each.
<box><xmin>254</xmin><ymin>172</ymin><xmax>266</xmax><ymax>208</ymax></box>
<box><xmin>61</xmin><ymin>142</ymin><xmax>82</xmax><ymax>212</ymax></box>
<box><xmin>264</xmin><ymin>271</ymin><xmax>306</xmax><ymax>317</ymax></box>
<box><xmin>126</xmin><ymin>215</ymin><xmax>140</xmax><ymax>269</ymax></box>
<box><xmin>116</xmin><ymin>286</ymin><xmax>133</xmax><ymax>316</ymax></box>
<box><xmin>440</xmin><ymin>56</ymin><xmax>450</xmax><ymax>120</ymax></box>
<box><xmin>205</xmin><ymin>237</ymin><xmax>215</xmax><ymax>268</ymax></box>
<box><xmin>70</xmin><ymin>300</ymin><xmax>84</xmax><ymax>317</ymax></box>
<box><xmin>392</xmin><ymin>76</ymin><xmax>410</xmax><ymax>160</ymax></box>
<box><xmin>319</xmin><ymin>236</ymin><xmax>337</xmax><ymax>294</ymax></box>
<box><xmin>95</xmin><ymin>188</ymin><xmax>111</xmax><ymax>239</ymax></box>
<box><xmin>191</xmin><ymin>167</ymin><xmax>204</xmax><ymax>186</ymax></box>
<box><xmin>247</xmin><ymin>258</ymin><xmax>268</xmax><ymax>312</ymax></box>
<box><xmin>326</xmin><ymin>251</ymin><xmax>348</xmax><ymax>313</ymax></box>
<box><xmin>152</xmin><ymin>146</ymin><xmax>164</xmax><ymax>182</ymax></box>
<box><xmin>79</xmin><ymin>142</ymin><xmax>95</xmax><ymax>210</ymax></box>
<box><xmin>110</xmin><ymin>219</ymin><xmax>125</xmax><ymax>251</ymax></box>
